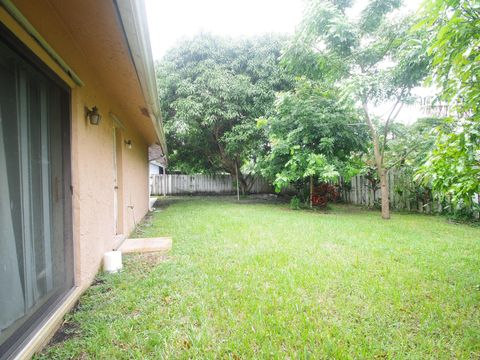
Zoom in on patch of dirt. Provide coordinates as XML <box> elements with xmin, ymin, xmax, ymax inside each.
<box><xmin>124</xmin><ymin>252</ymin><xmax>170</xmax><ymax>278</ymax></box>
<box><xmin>89</xmin><ymin>277</ymin><xmax>112</xmax><ymax>294</ymax></box>
<box><xmin>137</xmin><ymin>252</ymin><xmax>168</xmax><ymax>266</ymax></box>
<box><xmin>90</xmin><ymin>278</ymin><xmax>105</xmax><ymax>287</ymax></box>
<box><xmin>152</xmin><ymin>197</ymin><xmax>183</xmax><ymax>210</ymax></box>
<box><xmin>153</xmin><ymin>194</ymin><xmax>290</xmax><ymax>207</ymax></box>
<box><xmin>186</xmin><ymin>194</ymin><xmax>289</xmax><ymax>205</ymax></box>
<box><xmin>231</xmin><ymin>194</ymin><xmax>290</xmax><ymax>205</ymax></box>
<box><xmin>45</xmin><ymin>320</ymin><xmax>81</xmax><ymax>347</ymax></box>
<box><xmin>70</xmin><ymin>300</ymin><xmax>82</xmax><ymax>314</ymax></box>
<box><xmin>134</xmin><ymin>252</ymin><xmax>170</xmax><ymax>267</ymax></box>
<box><xmin>40</xmin><ymin>300</ymin><xmax>83</xmax><ymax>354</ymax></box>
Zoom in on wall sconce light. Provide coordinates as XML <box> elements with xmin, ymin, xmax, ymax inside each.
<box><xmin>124</xmin><ymin>140</ymin><xmax>132</xmax><ymax>149</ymax></box>
<box><xmin>85</xmin><ymin>106</ymin><xmax>102</xmax><ymax>125</ymax></box>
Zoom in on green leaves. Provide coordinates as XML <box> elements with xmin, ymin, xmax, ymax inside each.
<box><xmin>156</xmin><ymin>34</ymin><xmax>293</xmax><ymax>176</ymax></box>
<box><xmin>284</xmin><ymin>0</ymin><xmax>433</xmax><ymax>218</ymax></box>
<box><xmin>259</xmin><ymin>79</ymin><xmax>366</xmax><ymax>192</ymax></box>
<box><xmin>416</xmin><ymin>120</ymin><xmax>480</xmax><ymax>208</ymax></box>
<box><xmin>414</xmin><ymin>0</ymin><xmax>480</xmax><ymax>209</ymax></box>
<box><xmin>359</xmin><ymin>0</ymin><xmax>402</xmax><ymax>33</ymax></box>
<box><xmin>418</xmin><ymin>0</ymin><xmax>480</xmax><ymax>119</ymax></box>
<box><xmin>273</xmin><ymin>151</ymin><xmax>339</xmax><ymax>192</ymax></box>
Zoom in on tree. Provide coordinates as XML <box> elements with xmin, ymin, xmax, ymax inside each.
<box><xmin>417</xmin><ymin>119</ymin><xmax>480</xmax><ymax>210</ymax></box>
<box><xmin>284</xmin><ymin>0</ymin><xmax>429</xmax><ymax>218</ymax></box>
<box><xmin>258</xmin><ymin>79</ymin><xmax>367</xmax><ymax>203</ymax></box>
<box><xmin>418</xmin><ymin>0</ymin><xmax>480</xmax><ymax>120</ymax></box>
<box><xmin>415</xmin><ymin>0</ymin><xmax>480</xmax><ymax>209</ymax></box>
<box><xmin>156</xmin><ymin>34</ymin><xmax>293</xmax><ymax>193</ymax></box>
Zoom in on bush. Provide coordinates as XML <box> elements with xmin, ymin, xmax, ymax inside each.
<box><xmin>290</xmin><ymin>196</ymin><xmax>301</xmax><ymax>210</ymax></box>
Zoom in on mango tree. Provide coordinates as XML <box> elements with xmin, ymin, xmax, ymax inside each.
<box><xmin>156</xmin><ymin>34</ymin><xmax>293</xmax><ymax>193</ymax></box>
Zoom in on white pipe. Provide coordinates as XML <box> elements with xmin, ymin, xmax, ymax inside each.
<box><xmin>103</xmin><ymin>251</ymin><xmax>122</xmax><ymax>273</ymax></box>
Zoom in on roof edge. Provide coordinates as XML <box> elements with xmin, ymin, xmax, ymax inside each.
<box><xmin>115</xmin><ymin>0</ymin><xmax>167</xmax><ymax>156</ymax></box>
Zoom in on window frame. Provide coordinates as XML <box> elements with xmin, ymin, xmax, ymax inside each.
<box><xmin>0</xmin><ymin>22</ymin><xmax>74</xmax><ymax>359</ymax></box>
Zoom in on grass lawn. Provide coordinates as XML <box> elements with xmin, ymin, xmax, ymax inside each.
<box><xmin>38</xmin><ymin>197</ymin><xmax>480</xmax><ymax>359</ymax></box>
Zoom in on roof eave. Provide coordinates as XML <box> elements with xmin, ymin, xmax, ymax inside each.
<box><xmin>115</xmin><ymin>0</ymin><xmax>167</xmax><ymax>156</ymax></box>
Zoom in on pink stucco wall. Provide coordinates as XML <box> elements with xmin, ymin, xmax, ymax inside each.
<box><xmin>72</xmin><ymin>93</ymin><xmax>150</xmax><ymax>286</ymax></box>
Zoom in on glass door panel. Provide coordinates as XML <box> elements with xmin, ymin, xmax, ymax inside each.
<box><xmin>0</xmin><ymin>30</ymin><xmax>73</xmax><ymax>357</ymax></box>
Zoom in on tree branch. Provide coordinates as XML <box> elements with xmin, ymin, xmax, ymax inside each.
<box><xmin>380</xmin><ymin>90</ymin><xmax>405</xmax><ymax>163</ymax></box>
<box><xmin>362</xmin><ymin>100</ymin><xmax>383</xmax><ymax>170</ymax></box>
<box><xmin>386</xmin><ymin>144</ymin><xmax>419</xmax><ymax>170</ymax></box>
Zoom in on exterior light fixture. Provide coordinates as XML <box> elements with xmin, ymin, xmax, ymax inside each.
<box><xmin>124</xmin><ymin>140</ymin><xmax>132</xmax><ymax>149</ymax></box>
<box><xmin>85</xmin><ymin>106</ymin><xmax>101</xmax><ymax>125</ymax></box>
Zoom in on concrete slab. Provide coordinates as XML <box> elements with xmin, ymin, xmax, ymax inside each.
<box><xmin>118</xmin><ymin>237</ymin><xmax>172</xmax><ymax>254</ymax></box>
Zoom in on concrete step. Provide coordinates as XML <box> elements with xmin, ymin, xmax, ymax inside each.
<box><xmin>118</xmin><ymin>237</ymin><xmax>172</xmax><ymax>254</ymax></box>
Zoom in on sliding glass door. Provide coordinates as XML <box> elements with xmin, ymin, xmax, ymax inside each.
<box><xmin>0</xmin><ymin>28</ymin><xmax>73</xmax><ymax>357</ymax></box>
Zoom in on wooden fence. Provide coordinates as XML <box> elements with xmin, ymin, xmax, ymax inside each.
<box><xmin>150</xmin><ymin>172</ymin><xmax>478</xmax><ymax>217</ymax></box>
<box><xmin>150</xmin><ymin>174</ymin><xmax>273</xmax><ymax>195</ymax></box>
<box><xmin>341</xmin><ymin>172</ymin><xmax>479</xmax><ymax>215</ymax></box>
<box><xmin>340</xmin><ymin>172</ymin><xmax>421</xmax><ymax>210</ymax></box>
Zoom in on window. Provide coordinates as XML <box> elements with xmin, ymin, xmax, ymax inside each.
<box><xmin>0</xmin><ymin>26</ymin><xmax>73</xmax><ymax>357</ymax></box>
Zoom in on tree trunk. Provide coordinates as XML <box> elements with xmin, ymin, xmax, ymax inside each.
<box><xmin>363</xmin><ymin>101</ymin><xmax>390</xmax><ymax>219</ymax></box>
<box><xmin>309</xmin><ymin>175</ymin><xmax>313</xmax><ymax>208</ymax></box>
<box><xmin>238</xmin><ymin>174</ymin><xmax>248</xmax><ymax>195</ymax></box>
<box><xmin>235</xmin><ymin>162</ymin><xmax>240</xmax><ymax>201</ymax></box>
<box><xmin>379</xmin><ymin>168</ymin><xmax>390</xmax><ymax>219</ymax></box>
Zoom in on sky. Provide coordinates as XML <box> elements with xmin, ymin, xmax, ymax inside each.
<box><xmin>145</xmin><ymin>0</ymin><xmax>423</xmax><ymax>60</ymax></box>
<box><xmin>145</xmin><ymin>0</ymin><xmax>427</xmax><ymax>123</ymax></box>
<box><xmin>145</xmin><ymin>0</ymin><xmax>304</xmax><ymax>60</ymax></box>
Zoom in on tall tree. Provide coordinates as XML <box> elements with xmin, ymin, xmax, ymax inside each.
<box><xmin>156</xmin><ymin>34</ymin><xmax>293</xmax><ymax>193</ymax></box>
<box><xmin>284</xmin><ymin>0</ymin><xmax>429</xmax><ymax>218</ymax></box>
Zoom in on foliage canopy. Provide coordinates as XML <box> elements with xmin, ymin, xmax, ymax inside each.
<box><xmin>414</xmin><ymin>0</ymin><xmax>480</xmax><ymax>208</ymax></box>
<box><xmin>259</xmin><ymin>79</ymin><xmax>367</xmax><ymax>193</ymax></box>
<box><xmin>156</xmin><ymin>33</ymin><xmax>293</xmax><ymax>191</ymax></box>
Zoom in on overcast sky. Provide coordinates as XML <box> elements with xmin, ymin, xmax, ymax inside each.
<box><xmin>145</xmin><ymin>0</ymin><xmax>423</xmax><ymax>60</ymax></box>
<box><xmin>145</xmin><ymin>0</ymin><xmax>427</xmax><ymax>123</ymax></box>
<box><xmin>145</xmin><ymin>0</ymin><xmax>304</xmax><ymax>60</ymax></box>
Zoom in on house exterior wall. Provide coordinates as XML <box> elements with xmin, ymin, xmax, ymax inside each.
<box><xmin>150</xmin><ymin>163</ymin><xmax>161</xmax><ymax>175</ymax></box>
<box><xmin>72</xmin><ymin>98</ymin><xmax>150</xmax><ymax>286</ymax></box>
<box><xmin>0</xmin><ymin>2</ymin><xmax>152</xmax><ymax>289</ymax></box>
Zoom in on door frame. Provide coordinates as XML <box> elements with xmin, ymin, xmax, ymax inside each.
<box><xmin>113</xmin><ymin>126</ymin><xmax>124</xmax><ymax>236</ymax></box>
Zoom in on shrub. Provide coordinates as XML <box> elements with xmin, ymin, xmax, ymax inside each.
<box><xmin>290</xmin><ymin>196</ymin><xmax>301</xmax><ymax>210</ymax></box>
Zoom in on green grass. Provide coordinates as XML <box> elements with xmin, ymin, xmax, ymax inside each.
<box><xmin>38</xmin><ymin>197</ymin><xmax>480</xmax><ymax>359</ymax></box>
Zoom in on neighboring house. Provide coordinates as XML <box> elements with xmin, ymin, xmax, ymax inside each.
<box><xmin>150</xmin><ymin>162</ymin><xmax>164</xmax><ymax>175</ymax></box>
<box><xmin>0</xmin><ymin>0</ymin><xmax>166</xmax><ymax>358</ymax></box>
<box><xmin>149</xmin><ymin>143</ymin><xmax>166</xmax><ymax>175</ymax></box>
<box><xmin>148</xmin><ymin>143</ymin><xmax>166</xmax><ymax>196</ymax></box>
